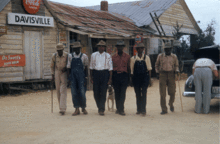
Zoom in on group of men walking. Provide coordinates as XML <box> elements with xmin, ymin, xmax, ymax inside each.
<box><xmin>51</xmin><ymin>39</ymin><xmax>218</xmax><ymax>116</ymax></box>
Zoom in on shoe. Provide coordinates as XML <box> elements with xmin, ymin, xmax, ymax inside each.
<box><xmin>136</xmin><ymin>111</ymin><xmax>141</xmax><ymax>115</ymax></box>
<box><xmin>141</xmin><ymin>112</ymin><xmax>146</xmax><ymax>116</ymax></box>
<box><xmin>72</xmin><ymin>108</ymin><xmax>80</xmax><ymax>116</ymax></box>
<box><xmin>99</xmin><ymin>111</ymin><xmax>105</xmax><ymax>116</ymax></box>
<box><xmin>60</xmin><ymin>112</ymin><xmax>65</xmax><ymax>115</ymax></box>
<box><xmin>170</xmin><ymin>107</ymin><xmax>174</xmax><ymax>112</ymax></box>
<box><xmin>119</xmin><ymin>111</ymin><xmax>126</xmax><ymax>116</ymax></box>
<box><xmin>115</xmin><ymin>110</ymin><xmax>119</xmax><ymax>114</ymax></box>
<box><xmin>82</xmin><ymin>108</ymin><xmax>88</xmax><ymax>115</ymax></box>
<box><xmin>160</xmin><ymin>111</ymin><xmax>168</xmax><ymax>115</ymax></box>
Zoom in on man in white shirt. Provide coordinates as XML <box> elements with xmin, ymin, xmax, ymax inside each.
<box><xmin>67</xmin><ymin>42</ymin><xmax>89</xmax><ymax>116</ymax></box>
<box><xmin>90</xmin><ymin>40</ymin><xmax>113</xmax><ymax>116</ymax></box>
<box><xmin>192</xmin><ymin>57</ymin><xmax>219</xmax><ymax>114</ymax></box>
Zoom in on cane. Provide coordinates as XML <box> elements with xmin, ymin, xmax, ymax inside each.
<box><xmin>177</xmin><ymin>73</ymin><xmax>183</xmax><ymax>112</ymax></box>
<box><xmin>51</xmin><ymin>80</ymin><xmax>53</xmax><ymax>113</ymax></box>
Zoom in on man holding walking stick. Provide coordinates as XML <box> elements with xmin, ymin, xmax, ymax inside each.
<box><xmin>51</xmin><ymin>43</ymin><xmax>71</xmax><ymax>115</ymax></box>
<box><xmin>155</xmin><ymin>42</ymin><xmax>180</xmax><ymax>115</ymax></box>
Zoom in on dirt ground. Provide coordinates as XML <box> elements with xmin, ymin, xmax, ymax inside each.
<box><xmin>0</xmin><ymin>79</ymin><xmax>219</xmax><ymax>144</ymax></box>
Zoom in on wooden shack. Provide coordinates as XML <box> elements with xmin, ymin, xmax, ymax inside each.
<box><xmin>0</xmin><ymin>0</ymin><xmax>59</xmax><ymax>89</ymax></box>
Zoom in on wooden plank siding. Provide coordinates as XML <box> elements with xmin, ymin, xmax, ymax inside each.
<box><xmin>0</xmin><ymin>1</ymin><xmax>58</xmax><ymax>82</ymax></box>
<box><xmin>158</xmin><ymin>0</ymin><xmax>197</xmax><ymax>33</ymax></box>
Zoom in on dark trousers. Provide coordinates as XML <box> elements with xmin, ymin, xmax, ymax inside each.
<box><xmin>112</xmin><ymin>72</ymin><xmax>129</xmax><ymax>112</ymax></box>
<box><xmin>133</xmin><ymin>73</ymin><xmax>149</xmax><ymax>113</ymax></box>
<box><xmin>93</xmin><ymin>70</ymin><xmax>109</xmax><ymax>112</ymax></box>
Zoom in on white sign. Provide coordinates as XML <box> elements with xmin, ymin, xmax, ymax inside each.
<box><xmin>8</xmin><ymin>13</ymin><xmax>54</xmax><ymax>27</ymax></box>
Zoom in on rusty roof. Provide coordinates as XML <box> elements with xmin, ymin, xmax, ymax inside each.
<box><xmin>47</xmin><ymin>1</ymin><xmax>148</xmax><ymax>37</ymax></box>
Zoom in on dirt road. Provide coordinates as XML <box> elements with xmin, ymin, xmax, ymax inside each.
<box><xmin>0</xmin><ymin>79</ymin><xmax>219</xmax><ymax>144</ymax></box>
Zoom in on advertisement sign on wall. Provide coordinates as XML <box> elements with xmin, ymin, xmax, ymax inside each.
<box><xmin>23</xmin><ymin>0</ymin><xmax>41</xmax><ymax>14</ymax></box>
<box><xmin>0</xmin><ymin>54</ymin><xmax>26</xmax><ymax>67</ymax></box>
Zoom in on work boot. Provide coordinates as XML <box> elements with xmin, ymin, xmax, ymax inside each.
<box><xmin>170</xmin><ymin>107</ymin><xmax>174</xmax><ymax>112</ymax></box>
<box><xmin>60</xmin><ymin>111</ymin><xmax>65</xmax><ymax>116</ymax></box>
<box><xmin>141</xmin><ymin>112</ymin><xmax>146</xmax><ymax>116</ymax></box>
<box><xmin>119</xmin><ymin>111</ymin><xmax>126</xmax><ymax>116</ymax></box>
<box><xmin>160</xmin><ymin>111</ymin><xmax>168</xmax><ymax>115</ymax></box>
<box><xmin>136</xmin><ymin>111</ymin><xmax>141</xmax><ymax>115</ymax></box>
<box><xmin>115</xmin><ymin>110</ymin><xmax>119</xmax><ymax>114</ymax></box>
<box><xmin>99</xmin><ymin>111</ymin><xmax>104</xmax><ymax>116</ymax></box>
<box><xmin>82</xmin><ymin>108</ymin><xmax>88</xmax><ymax>115</ymax></box>
<box><xmin>72</xmin><ymin>108</ymin><xmax>80</xmax><ymax>116</ymax></box>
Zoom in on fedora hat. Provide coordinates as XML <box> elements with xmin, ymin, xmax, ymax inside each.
<box><xmin>164</xmin><ymin>42</ymin><xmax>173</xmax><ymax>49</ymax></box>
<box><xmin>97</xmin><ymin>40</ymin><xmax>106</xmax><ymax>47</ymax></box>
<box><xmin>56</xmin><ymin>43</ymin><xmax>64</xmax><ymax>50</ymax></box>
<box><xmin>71</xmin><ymin>42</ymin><xmax>82</xmax><ymax>48</ymax></box>
<box><xmin>135</xmin><ymin>43</ymin><xmax>145</xmax><ymax>48</ymax></box>
<box><xmin>115</xmin><ymin>40</ymin><xmax>125</xmax><ymax>46</ymax></box>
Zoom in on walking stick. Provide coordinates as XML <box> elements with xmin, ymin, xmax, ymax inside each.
<box><xmin>51</xmin><ymin>80</ymin><xmax>53</xmax><ymax>113</ymax></box>
<box><xmin>178</xmin><ymin>73</ymin><xmax>183</xmax><ymax>112</ymax></box>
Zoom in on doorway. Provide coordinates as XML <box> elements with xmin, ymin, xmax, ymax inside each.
<box><xmin>24</xmin><ymin>31</ymin><xmax>43</xmax><ymax>80</ymax></box>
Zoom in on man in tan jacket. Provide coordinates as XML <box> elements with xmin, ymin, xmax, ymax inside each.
<box><xmin>155</xmin><ymin>42</ymin><xmax>179</xmax><ymax>115</ymax></box>
<box><xmin>51</xmin><ymin>43</ymin><xmax>71</xmax><ymax>115</ymax></box>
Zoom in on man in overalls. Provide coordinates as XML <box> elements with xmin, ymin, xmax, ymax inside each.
<box><xmin>67</xmin><ymin>42</ymin><xmax>89</xmax><ymax>116</ymax></box>
<box><xmin>51</xmin><ymin>43</ymin><xmax>70</xmax><ymax>115</ymax></box>
<box><xmin>155</xmin><ymin>42</ymin><xmax>179</xmax><ymax>115</ymax></box>
<box><xmin>130</xmin><ymin>43</ymin><xmax>152</xmax><ymax>116</ymax></box>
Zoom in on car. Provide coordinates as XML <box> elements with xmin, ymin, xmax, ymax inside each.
<box><xmin>182</xmin><ymin>45</ymin><xmax>220</xmax><ymax>99</ymax></box>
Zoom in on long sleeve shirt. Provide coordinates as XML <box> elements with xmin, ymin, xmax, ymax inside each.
<box><xmin>89</xmin><ymin>51</ymin><xmax>113</xmax><ymax>71</ymax></box>
<box><xmin>155</xmin><ymin>53</ymin><xmax>179</xmax><ymax>73</ymax></box>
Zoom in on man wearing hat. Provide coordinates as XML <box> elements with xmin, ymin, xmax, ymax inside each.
<box><xmin>155</xmin><ymin>42</ymin><xmax>179</xmax><ymax>115</ymax></box>
<box><xmin>112</xmin><ymin>40</ymin><xmax>130</xmax><ymax>116</ymax></box>
<box><xmin>90</xmin><ymin>40</ymin><xmax>113</xmax><ymax>116</ymax></box>
<box><xmin>67</xmin><ymin>41</ymin><xmax>89</xmax><ymax>116</ymax></box>
<box><xmin>51</xmin><ymin>43</ymin><xmax>71</xmax><ymax>115</ymax></box>
<box><xmin>130</xmin><ymin>43</ymin><xmax>152</xmax><ymax>116</ymax></box>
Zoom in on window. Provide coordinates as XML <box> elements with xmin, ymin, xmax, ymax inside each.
<box><xmin>69</xmin><ymin>31</ymin><xmax>78</xmax><ymax>53</ymax></box>
<box><xmin>158</xmin><ymin>39</ymin><xmax>163</xmax><ymax>53</ymax></box>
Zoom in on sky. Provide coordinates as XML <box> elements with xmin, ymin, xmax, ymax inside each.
<box><xmin>50</xmin><ymin>0</ymin><xmax>220</xmax><ymax>45</ymax></box>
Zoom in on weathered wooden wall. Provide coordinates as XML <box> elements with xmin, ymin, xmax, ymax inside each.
<box><xmin>150</xmin><ymin>0</ymin><xmax>198</xmax><ymax>36</ymax></box>
<box><xmin>0</xmin><ymin>2</ymin><xmax>24</xmax><ymax>82</ymax></box>
<box><xmin>0</xmin><ymin>1</ymin><xmax>58</xmax><ymax>82</ymax></box>
<box><xmin>43</xmin><ymin>8</ymin><xmax>58</xmax><ymax>80</ymax></box>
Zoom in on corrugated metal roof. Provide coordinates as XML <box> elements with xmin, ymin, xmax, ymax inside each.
<box><xmin>47</xmin><ymin>1</ymin><xmax>148</xmax><ymax>37</ymax></box>
<box><xmin>0</xmin><ymin>0</ymin><xmax>10</xmax><ymax>12</ymax></box>
<box><xmin>86</xmin><ymin>0</ymin><xmax>177</xmax><ymax>27</ymax></box>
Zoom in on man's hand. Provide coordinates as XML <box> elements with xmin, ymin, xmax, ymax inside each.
<box><xmin>61</xmin><ymin>67</ymin><xmax>67</xmax><ymax>73</ymax></box>
<box><xmin>107</xmin><ymin>79</ymin><xmax>112</xmax><ymax>85</ymax></box>
<box><xmin>52</xmin><ymin>74</ymin><xmax>55</xmax><ymax>82</ymax></box>
<box><xmin>156</xmin><ymin>73</ymin><xmax>159</xmax><ymax>79</ymax></box>
<box><xmin>90</xmin><ymin>77</ymin><xmax>93</xmax><ymax>84</ymax></box>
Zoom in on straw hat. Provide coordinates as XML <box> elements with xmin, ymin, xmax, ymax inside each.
<box><xmin>136</xmin><ymin>43</ymin><xmax>145</xmax><ymax>48</ymax></box>
<box><xmin>164</xmin><ymin>42</ymin><xmax>173</xmax><ymax>49</ymax></box>
<box><xmin>97</xmin><ymin>40</ymin><xmax>106</xmax><ymax>47</ymax></box>
<box><xmin>115</xmin><ymin>40</ymin><xmax>125</xmax><ymax>46</ymax></box>
<box><xmin>56</xmin><ymin>43</ymin><xmax>64</xmax><ymax>50</ymax></box>
<box><xmin>71</xmin><ymin>42</ymin><xmax>82</xmax><ymax>48</ymax></box>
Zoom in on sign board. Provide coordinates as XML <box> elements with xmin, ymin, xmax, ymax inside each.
<box><xmin>59</xmin><ymin>31</ymin><xmax>67</xmax><ymax>42</ymax></box>
<box><xmin>135</xmin><ymin>34</ymin><xmax>143</xmax><ymax>43</ymax></box>
<box><xmin>0</xmin><ymin>54</ymin><xmax>26</xmax><ymax>67</ymax></box>
<box><xmin>0</xmin><ymin>26</ymin><xmax>7</xmax><ymax>35</ymax></box>
<box><xmin>8</xmin><ymin>13</ymin><xmax>54</xmax><ymax>27</ymax></box>
<box><xmin>23</xmin><ymin>0</ymin><xmax>41</xmax><ymax>14</ymax></box>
